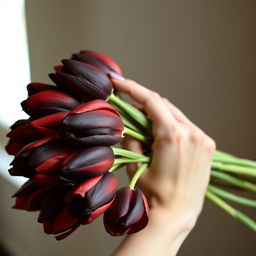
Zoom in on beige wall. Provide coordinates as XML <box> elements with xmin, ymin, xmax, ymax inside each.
<box><xmin>5</xmin><ymin>0</ymin><xmax>254</xmax><ymax>255</ymax></box>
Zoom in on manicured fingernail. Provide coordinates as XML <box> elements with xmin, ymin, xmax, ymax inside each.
<box><xmin>109</xmin><ymin>71</ymin><xmax>125</xmax><ymax>81</ymax></box>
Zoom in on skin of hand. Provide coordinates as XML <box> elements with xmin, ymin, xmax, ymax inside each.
<box><xmin>111</xmin><ymin>78</ymin><xmax>216</xmax><ymax>256</ymax></box>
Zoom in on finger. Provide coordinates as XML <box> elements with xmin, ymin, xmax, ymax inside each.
<box><xmin>162</xmin><ymin>98</ymin><xmax>198</xmax><ymax>129</ymax></box>
<box><xmin>111</xmin><ymin>78</ymin><xmax>178</xmax><ymax>128</ymax></box>
<box><xmin>121</xmin><ymin>135</ymin><xmax>144</xmax><ymax>179</ymax></box>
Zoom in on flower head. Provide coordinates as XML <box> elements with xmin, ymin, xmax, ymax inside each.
<box><xmin>68</xmin><ymin>172</ymin><xmax>117</xmax><ymax>224</ymax></box>
<box><xmin>9</xmin><ymin>136</ymin><xmax>73</xmax><ymax>177</ymax></box>
<box><xmin>104</xmin><ymin>187</ymin><xmax>149</xmax><ymax>236</ymax></box>
<box><xmin>21</xmin><ymin>89</ymin><xmax>80</xmax><ymax>118</ymax></box>
<box><xmin>61</xmin><ymin>99</ymin><xmax>124</xmax><ymax>146</ymax></box>
<box><xmin>49</xmin><ymin>59</ymin><xmax>113</xmax><ymax>101</ymax></box>
<box><xmin>60</xmin><ymin>146</ymin><xmax>114</xmax><ymax>180</ymax></box>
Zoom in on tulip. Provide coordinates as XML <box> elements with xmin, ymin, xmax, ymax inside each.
<box><xmin>12</xmin><ymin>174</ymin><xmax>64</xmax><ymax>211</ymax></box>
<box><xmin>6</xmin><ymin>112</ymin><xmax>69</xmax><ymax>155</ymax></box>
<box><xmin>27</xmin><ymin>82</ymin><xmax>57</xmax><ymax>96</ymax></box>
<box><xmin>68</xmin><ymin>172</ymin><xmax>117</xmax><ymax>224</ymax></box>
<box><xmin>49</xmin><ymin>59</ymin><xmax>113</xmax><ymax>101</ymax></box>
<box><xmin>21</xmin><ymin>89</ymin><xmax>80</xmax><ymax>118</ymax></box>
<box><xmin>60</xmin><ymin>146</ymin><xmax>114</xmax><ymax>180</ymax></box>
<box><xmin>38</xmin><ymin>185</ymin><xmax>80</xmax><ymax>240</ymax></box>
<box><xmin>61</xmin><ymin>100</ymin><xmax>124</xmax><ymax>146</ymax></box>
<box><xmin>71</xmin><ymin>50</ymin><xmax>122</xmax><ymax>75</ymax></box>
<box><xmin>103</xmin><ymin>187</ymin><xmax>149</xmax><ymax>236</ymax></box>
<box><xmin>9</xmin><ymin>136</ymin><xmax>73</xmax><ymax>177</ymax></box>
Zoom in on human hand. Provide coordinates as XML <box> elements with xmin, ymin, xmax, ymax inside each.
<box><xmin>110</xmin><ymin>77</ymin><xmax>216</xmax><ymax>256</ymax></box>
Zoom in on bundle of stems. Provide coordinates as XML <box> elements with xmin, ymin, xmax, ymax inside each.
<box><xmin>107</xmin><ymin>93</ymin><xmax>256</xmax><ymax>232</ymax></box>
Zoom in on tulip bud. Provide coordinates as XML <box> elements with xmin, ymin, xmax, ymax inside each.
<box><xmin>12</xmin><ymin>174</ymin><xmax>65</xmax><ymax>211</ymax></box>
<box><xmin>9</xmin><ymin>136</ymin><xmax>73</xmax><ymax>177</ymax></box>
<box><xmin>21</xmin><ymin>89</ymin><xmax>80</xmax><ymax>118</ymax></box>
<box><xmin>61</xmin><ymin>100</ymin><xmax>124</xmax><ymax>146</ymax></box>
<box><xmin>71</xmin><ymin>52</ymin><xmax>121</xmax><ymax>75</ymax></box>
<box><xmin>38</xmin><ymin>185</ymin><xmax>80</xmax><ymax>240</ymax></box>
<box><xmin>27</xmin><ymin>82</ymin><xmax>57</xmax><ymax>96</ymax></box>
<box><xmin>68</xmin><ymin>172</ymin><xmax>117</xmax><ymax>224</ymax></box>
<box><xmin>60</xmin><ymin>146</ymin><xmax>114</xmax><ymax>180</ymax></box>
<box><xmin>6</xmin><ymin>112</ymin><xmax>69</xmax><ymax>155</ymax></box>
<box><xmin>49</xmin><ymin>59</ymin><xmax>113</xmax><ymax>101</ymax></box>
<box><xmin>103</xmin><ymin>187</ymin><xmax>149</xmax><ymax>236</ymax></box>
<box><xmin>79</xmin><ymin>50</ymin><xmax>122</xmax><ymax>75</ymax></box>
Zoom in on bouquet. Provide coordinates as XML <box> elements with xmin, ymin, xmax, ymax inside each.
<box><xmin>5</xmin><ymin>50</ymin><xmax>256</xmax><ymax>240</ymax></box>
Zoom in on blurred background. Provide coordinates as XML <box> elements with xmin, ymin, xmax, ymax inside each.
<box><xmin>0</xmin><ymin>0</ymin><xmax>255</xmax><ymax>255</ymax></box>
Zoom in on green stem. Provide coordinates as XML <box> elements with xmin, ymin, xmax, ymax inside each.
<box><xmin>110</xmin><ymin>101</ymin><xmax>144</xmax><ymax>133</ymax></box>
<box><xmin>123</xmin><ymin>127</ymin><xmax>150</xmax><ymax>144</ymax></box>
<box><xmin>129</xmin><ymin>163</ymin><xmax>148</xmax><ymax>190</ymax></box>
<box><xmin>211</xmin><ymin>162</ymin><xmax>256</xmax><ymax>177</ymax></box>
<box><xmin>108</xmin><ymin>163</ymin><xmax>124</xmax><ymax>173</ymax></box>
<box><xmin>114</xmin><ymin>157</ymin><xmax>150</xmax><ymax>165</ymax></box>
<box><xmin>205</xmin><ymin>189</ymin><xmax>256</xmax><ymax>232</ymax></box>
<box><xmin>207</xmin><ymin>184</ymin><xmax>256</xmax><ymax>208</ymax></box>
<box><xmin>213</xmin><ymin>151</ymin><xmax>256</xmax><ymax>169</ymax></box>
<box><xmin>112</xmin><ymin>147</ymin><xmax>147</xmax><ymax>159</ymax></box>
<box><xmin>108</xmin><ymin>93</ymin><xmax>151</xmax><ymax>130</ymax></box>
<box><xmin>210</xmin><ymin>170</ymin><xmax>256</xmax><ymax>193</ymax></box>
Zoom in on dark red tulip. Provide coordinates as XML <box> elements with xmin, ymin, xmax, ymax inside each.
<box><xmin>21</xmin><ymin>89</ymin><xmax>80</xmax><ymax>118</ymax></box>
<box><xmin>6</xmin><ymin>112</ymin><xmax>68</xmax><ymax>155</ymax></box>
<box><xmin>9</xmin><ymin>136</ymin><xmax>73</xmax><ymax>177</ymax></box>
<box><xmin>12</xmin><ymin>174</ymin><xmax>64</xmax><ymax>211</ymax></box>
<box><xmin>68</xmin><ymin>172</ymin><xmax>117</xmax><ymax>224</ymax></box>
<box><xmin>80</xmin><ymin>50</ymin><xmax>122</xmax><ymax>75</ymax></box>
<box><xmin>103</xmin><ymin>187</ymin><xmax>149</xmax><ymax>236</ymax></box>
<box><xmin>49</xmin><ymin>59</ymin><xmax>113</xmax><ymax>101</ymax></box>
<box><xmin>71</xmin><ymin>50</ymin><xmax>122</xmax><ymax>76</ymax></box>
<box><xmin>60</xmin><ymin>146</ymin><xmax>114</xmax><ymax>180</ymax></box>
<box><xmin>27</xmin><ymin>82</ymin><xmax>57</xmax><ymax>96</ymax></box>
<box><xmin>61</xmin><ymin>100</ymin><xmax>124</xmax><ymax>146</ymax></box>
<box><xmin>38</xmin><ymin>185</ymin><xmax>80</xmax><ymax>240</ymax></box>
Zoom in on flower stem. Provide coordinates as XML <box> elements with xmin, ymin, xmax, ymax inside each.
<box><xmin>123</xmin><ymin>127</ymin><xmax>150</xmax><ymax>144</ymax></box>
<box><xmin>211</xmin><ymin>161</ymin><xmax>256</xmax><ymax>177</ymax></box>
<box><xmin>107</xmin><ymin>93</ymin><xmax>152</xmax><ymax>130</ymax></box>
<box><xmin>108</xmin><ymin>163</ymin><xmax>125</xmax><ymax>173</ymax></box>
<box><xmin>205</xmin><ymin>189</ymin><xmax>256</xmax><ymax>232</ymax></box>
<box><xmin>109</xmin><ymin>101</ymin><xmax>144</xmax><ymax>133</ymax></box>
<box><xmin>211</xmin><ymin>170</ymin><xmax>256</xmax><ymax>193</ymax></box>
<box><xmin>129</xmin><ymin>163</ymin><xmax>148</xmax><ymax>190</ymax></box>
<box><xmin>114</xmin><ymin>157</ymin><xmax>150</xmax><ymax>165</ymax></box>
<box><xmin>112</xmin><ymin>147</ymin><xmax>147</xmax><ymax>159</ymax></box>
<box><xmin>207</xmin><ymin>184</ymin><xmax>256</xmax><ymax>208</ymax></box>
<box><xmin>213</xmin><ymin>151</ymin><xmax>256</xmax><ymax>169</ymax></box>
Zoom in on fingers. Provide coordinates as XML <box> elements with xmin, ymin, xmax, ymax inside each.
<box><xmin>121</xmin><ymin>135</ymin><xmax>144</xmax><ymax>179</ymax></box>
<box><xmin>111</xmin><ymin>78</ymin><xmax>178</xmax><ymax>128</ymax></box>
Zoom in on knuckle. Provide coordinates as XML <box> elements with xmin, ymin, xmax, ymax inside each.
<box><xmin>189</xmin><ymin>129</ymin><xmax>205</xmax><ymax>143</ymax></box>
<box><xmin>148</xmin><ymin>91</ymin><xmax>161</xmax><ymax>99</ymax></box>
<box><xmin>154</xmin><ymin>125</ymin><xmax>179</xmax><ymax>144</ymax></box>
<box><xmin>204</xmin><ymin>137</ymin><xmax>216</xmax><ymax>152</ymax></box>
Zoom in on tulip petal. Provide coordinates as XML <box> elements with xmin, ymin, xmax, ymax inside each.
<box><xmin>27</xmin><ymin>82</ymin><xmax>57</xmax><ymax>95</ymax></box>
<box><xmin>80</xmin><ymin>50</ymin><xmax>122</xmax><ymax>75</ymax></box>
<box><xmin>13</xmin><ymin>197</ymin><xmax>29</xmax><ymax>210</ymax></box>
<box><xmin>21</xmin><ymin>90</ymin><xmax>80</xmax><ymax>118</ymax></box>
<box><xmin>82</xmin><ymin>197</ymin><xmax>115</xmax><ymax>224</ymax></box>
<box><xmin>38</xmin><ymin>186</ymin><xmax>71</xmax><ymax>223</ymax></box>
<box><xmin>61</xmin><ymin>146</ymin><xmax>114</xmax><ymax>178</ymax></box>
<box><xmin>72</xmin><ymin>53</ymin><xmax>115</xmax><ymax>74</ymax></box>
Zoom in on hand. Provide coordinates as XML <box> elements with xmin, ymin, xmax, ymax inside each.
<box><xmin>111</xmin><ymin>77</ymin><xmax>216</xmax><ymax>256</ymax></box>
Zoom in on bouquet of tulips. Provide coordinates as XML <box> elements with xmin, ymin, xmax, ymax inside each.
<box><xmin>5</xmin><ymin>50</ymin><xmax>256</xmax><ymax>240</ymax></box>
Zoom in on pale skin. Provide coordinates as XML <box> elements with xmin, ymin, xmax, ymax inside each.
<box><xmin>110</xmin><ymin>77</ymin><xmax>216</xmax><ymax>256</ymax></box>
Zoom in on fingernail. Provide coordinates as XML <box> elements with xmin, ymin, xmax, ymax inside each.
<box><xmin>109</xmin><ymin>71</ymin><xmax>125</xmax><ymax>81</ymax></box>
